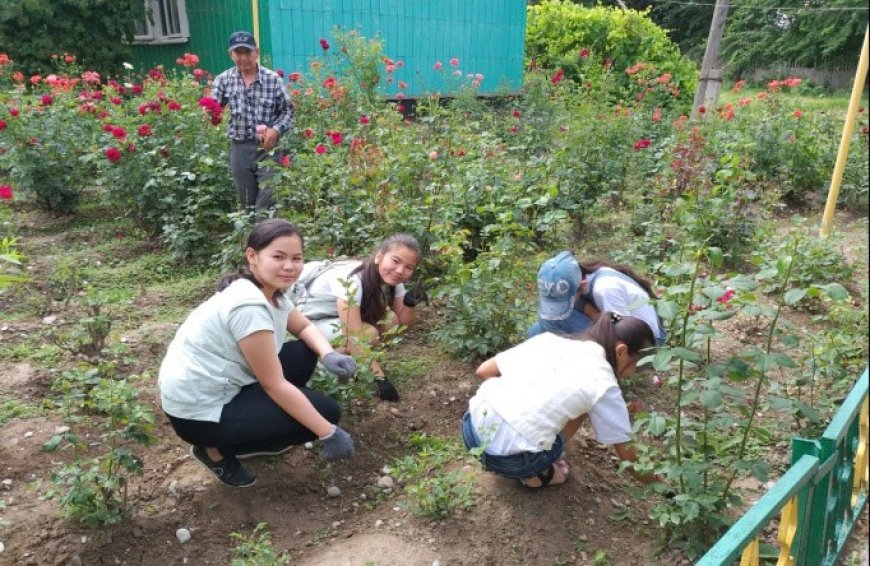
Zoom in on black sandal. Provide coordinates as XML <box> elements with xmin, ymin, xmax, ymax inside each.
<box><xmin>520</xmin><ymin>464</ymin><xmax>556</xmax><ymax>489</ymax></box>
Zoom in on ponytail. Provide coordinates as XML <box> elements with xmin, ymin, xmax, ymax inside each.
<box><xmin>583</xmin><ymin>312</ymin><xmax>655</xmax><ymax>374</ymax></box>
<box><xmin>217</xmin><ymin>268</ymin><xmax>261</xmax><ymax>293</ymax></box>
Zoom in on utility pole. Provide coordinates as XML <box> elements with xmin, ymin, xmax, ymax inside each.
<box><xmin>692</xmin><ymin>0</ymin><xmax>730</xmax><ymax>115</ymax></box>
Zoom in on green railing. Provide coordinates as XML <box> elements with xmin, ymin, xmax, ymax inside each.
<box><xmin>698</xmin><ymin>367</ymin><xmax>868</xmax><ymax>566</ymax></box>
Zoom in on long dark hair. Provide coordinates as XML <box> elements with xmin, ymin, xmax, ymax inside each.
<box><xmin>580</xmin><ymin>260</ymin><xmax>656</xmax><ymax>298</ymax></box>
<box><xmin>583</xmin><ymin>312</ymin><xmax>655</xmax><ymax>374</ymax></box>
<box><xmin>350</xmin><ymin>234</ymin><xmax>421</xmax><ymax>325</ymax></box>
<box><xmin>217</xmin><ymin>219</ymin><xmax>304</xmax><ymax>301</ymax></box>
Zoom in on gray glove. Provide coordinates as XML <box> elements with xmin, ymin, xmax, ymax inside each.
<box><xmin>319</xmin><ymin>426</ymin><xmax>355</xmax><ymax>461</ymax></box>
<box><xmin>321</xmin><ymin>352</ymin><xmax>357</xmax><ymax>380</ymax></box>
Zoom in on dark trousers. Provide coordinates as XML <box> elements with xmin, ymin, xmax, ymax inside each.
<box><xmin>229</xmin><ymin>139</ymin><xmax>279</xmax><ymax>211</ymax></box>
<box><xmin>167</xmin><ymin>341</ymin><xmax>340</xmax><ymax>456</ymax></box>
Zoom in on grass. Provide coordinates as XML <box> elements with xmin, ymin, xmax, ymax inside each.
<box><xmin>719</xmin><ymin>84</ymin><xmax>870</xmax><ymax>115</ymax></box>
<box><xmin>0</xmin><ymin>395</ymin><xmax>43</xmax><ymax>425</ymax></box>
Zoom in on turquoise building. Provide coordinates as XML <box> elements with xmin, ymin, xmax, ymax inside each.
<box><xmin>131</xmin><ymin>0</ymin><xmax>526</xmax><ymax>97</ymax></box>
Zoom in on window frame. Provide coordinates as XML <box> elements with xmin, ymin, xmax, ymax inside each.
<box><xmin>133</xmin><ymin>0</ymin><xmax>190</xmax><ymax>45</ymax></box>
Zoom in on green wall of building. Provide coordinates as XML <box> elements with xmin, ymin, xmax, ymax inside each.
<box><xmin>131</xmin><ymin>0</ymin><xmax>525</xmax><ymax>97</ymax></box>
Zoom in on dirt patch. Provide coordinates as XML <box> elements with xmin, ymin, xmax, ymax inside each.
<box><xmin>0</xmin><ymin>210</ymin><xmax>867</xmax><ymax>565</ymax></box>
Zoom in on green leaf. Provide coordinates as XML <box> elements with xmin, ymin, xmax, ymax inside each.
<box><xmin>750</xmin><ymin>460</ymin><xmax>770</xmax><ymax>483</ymax></box>
<box><xmin>707</xmin><ymin>247</ymin><xmax>724</xmax><ymax>267</ymax></box>
<box><xmin>652</xmin><ymin>349</ymin><xmax>675</xmax><ymax>371</ymax></box>
<box><xmin>43</xmin><ymin>435</ymin><xmax>63</xmax><ymax>452</ymax></box>
<box><xmin>672</xmin><ymin>347</ymin><xmax>702</xmax><ymax>363</ymax></box>
<box><xmin>784</xmin><ymin>288</ymin><xmax>807</xmax><ymax>305</ymax></box>
<box><xmin>820</xmin><ymin>283</ymin><xmax>848</xmax><ymax>300</ymax></box>
<box><xmin>647</xmin><ymin>416</ymin><xmax>667</xmax><ymax>436</ymax></box>
<box><xmin>701</xmin><ymin>286</ymin><xmax>727</xmax><ymax>300</ymax></box>
<box><xmin>793</xmin><ymin>400</ymin><xmax>820</xmax><ymax>423</ymax></box>
<box><xmin>700</xmin><ymin>390</ymin><xmax>722</xmax><ymax>409</ymax></box>
<box><xmin>656</xmin><ymin>300</ymin><xmax>680</xmax><ymax>321</ymax></box>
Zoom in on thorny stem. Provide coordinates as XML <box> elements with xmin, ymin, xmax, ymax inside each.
<box><xmin>675</xmin><ymin>248</ymin><xmax>705</xmax><ymax>492</ymax></box>
<box><xmin>703</xmin><ymin>336</ymin><xmax>711</xmax><ymax>491</ymax></box>
<box><xmin>719</xmin><ymin>239</ymin><xmax>796</xmax><ymax>505</ymax></box>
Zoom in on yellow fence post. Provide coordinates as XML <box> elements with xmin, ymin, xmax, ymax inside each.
<box><xmin>819</xmin><ymin>25</ymin><xmax>869</xmax><ymax>238</ymax></box>
<box><xmin>251</xmin><ymin>0</ymin><xmax>260</xmax><ymax>48</ymax></box>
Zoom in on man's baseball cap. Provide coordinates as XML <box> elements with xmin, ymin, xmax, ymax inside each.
<box><xmin>228</xmin><ymin>31</ymin><xmax>257</xmax><ymax>51</ymax></box>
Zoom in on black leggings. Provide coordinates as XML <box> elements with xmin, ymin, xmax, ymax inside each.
<box><xmin>167</xmin><ymin>341</ymin><xmax>340</xmax><ymax>456</ymax></box>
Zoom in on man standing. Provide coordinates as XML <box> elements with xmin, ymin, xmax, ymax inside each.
<box><xmin>210</xmin><ymin>30</ymin><xmax>294</xmax><ymax>211</ymax></box>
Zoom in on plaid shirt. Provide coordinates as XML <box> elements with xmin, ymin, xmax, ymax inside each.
<box><xmin>211</xmin><ymin>65</ymin><xmax>294</xmax><ymax>142</ymax></box>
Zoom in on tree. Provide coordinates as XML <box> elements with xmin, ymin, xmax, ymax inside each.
<box><xmin>0</xmin><ymin>0</ymin><xmax>146</xmax><ymax>77</ymax></box>
<box><xmin>722</xmin><ymin>0</ymin><xmax>867</xmax><ymax>76</ymax></box>
<box><xmin>563</xmin><ymin>0</ymin><xmax>867</xmax><ymax>75</ymax></box>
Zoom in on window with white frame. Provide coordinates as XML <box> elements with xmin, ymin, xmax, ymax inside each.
<box><xmin>134</xmin><ymin>0</ymin><xmax>190</xmax><ymax>44</ymax></box>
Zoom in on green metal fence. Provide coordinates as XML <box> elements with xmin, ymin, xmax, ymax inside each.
<box><xmin>698</xmin><ymin>367</ymin><xmax>868</xmax><ymax>566</ymax></box>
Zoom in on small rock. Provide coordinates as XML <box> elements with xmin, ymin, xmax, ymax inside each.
<box><xmin>175</xmin><ymin>528</ymin><xmax>191</xmax><ymax>544</ymax></box>
<box><xmin>132</xmin><ymin>527</ymin><xmax>144</xmax><ymax>538</ymax></box>
<box><xmin>304</xmin><ymin>442</ymin><xmax>314</xmax><ymax>450</ymax></box>
<box><xmin>1</xmin><ymin>479</ymin><xmax>11</xmax><ymax>489</ymax></box>
<box><xmin>374</xmin><ymin>519</ymin><xmax>384</xmax><ymax>528</ymax></box>
<box><xmin>23</xmin><ymin>431</ymin><xmax>33</xmax><ymax>438</ymax></box>
<box><xmin>377</xmin><ymin>476</ymin><xmax>394</xmax><ymax>489</ymax></box>
<box><xmin>54</xmin><ymin>426</ymin><xmax>70</xmax><ymax>434</ymax></box>
<box><xmin>70</xmin><ymin>556</ymin><xmax>82</xmax><ymax>566</ymax></box>
<box><xmin>327</xmin><ymin>486</ymin><xmax>342</xmax><ymax>498</ymax></box>
<box><xmin>42</xmin><ymin>315</ymin><xmax>58</xmax><ymax>325</ymax></box>
<box><xmin>390</xmin><ymin>408</ymin><xmax>400</xmax><ymax>415</ymax></box>
<box><xmin>0</xmin><ymin>541</ymin><xmax>4</xmax><ymax>553</ymax></box>
<box><xmin>332</xmin><ymin>521</ymin><xmax>341</xmax><ymax>529</ymax></box>
<box><xmin>381</xmin><ymin>465</ymin><xmax>392</xmax><ymax>475</ymax></box>
<box><xmin>168</xmin><ymin>480</ymin><xmax>179</xmax><ymax>495</ymax></box>
<box><xmin>432</xmin><ymin>561</ymin><xmax>441</xmax><ymax>566</ymax></box>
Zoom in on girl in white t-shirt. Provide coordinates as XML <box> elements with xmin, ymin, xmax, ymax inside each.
<box><xmin>159</xmin><ymin>219</ymin><xmax>358</xmax><ymax>488</ymax></box>
<box><xmin>293</xmin><ymin>234</ymin><xmax>424</xmax><ymax>401</ymax></box>
<box><xmin>463</xmin><ymin>313</ymin><xmax>662</xmax><ymax>489</ymax></box>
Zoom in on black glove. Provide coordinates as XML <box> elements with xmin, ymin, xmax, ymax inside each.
<box><xmin>319</xmin><ymin>426</ymin><xmax>355</xmax><ymax>461</ymax></box>
<box><xmin>402</xmin><ymin>285</ymin><xmax>428</xmax><ymax>308</ymax></box>
<box><xmin>321</xmin><ymin>352</ymin><xmax>357</xmax><ymax>381</ymax></box>
<box><xmin>375</xmin><ymin>377</ymin><xmax>400</xmax><ymax>402</ymax></box>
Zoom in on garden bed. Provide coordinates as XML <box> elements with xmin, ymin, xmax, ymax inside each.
<box><xmin>0</xmin><ymin>206</ymin><xmax>867</xmax><ymax>565</ymax></box>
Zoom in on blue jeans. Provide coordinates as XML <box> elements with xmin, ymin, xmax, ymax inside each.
<box><xmin>461</xmin><ymin>412</ymin><xmax>564</xmax><ymax>480</ymax></box>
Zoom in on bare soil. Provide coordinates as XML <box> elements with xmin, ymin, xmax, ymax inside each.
<box><xmin>0</xmin><ymin>210</ymin><xmax>867</xmax><ymax>565</ymax></box>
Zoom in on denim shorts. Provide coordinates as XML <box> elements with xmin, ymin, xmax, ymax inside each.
<box><xmin>461</xmin><ymin>412</ymin><xmax>564</xmax><ymax>480</ymax></box>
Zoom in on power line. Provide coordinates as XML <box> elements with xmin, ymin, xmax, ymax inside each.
<box><xmin>652</xmin><ymin>0</ymin><xmax>868</xmax><ymax>11</ymax></box>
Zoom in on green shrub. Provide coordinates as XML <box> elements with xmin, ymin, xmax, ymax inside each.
<box><xmin>0</xmin><ymin>0</ymin><xmax>145</xmax><ymax>77</ymax></box>
<box><xmin>526</xmin><ymin>1</ymin><xmax>697</xmax><ymax>108</ymax></box>
<box><xmin>433</xmin><ymin>241</ymin><xmax>536</xmax><ymax>361</ymax></box>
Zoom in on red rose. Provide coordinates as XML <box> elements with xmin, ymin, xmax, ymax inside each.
<box><xmin>633</xmin><ymin>139</ymin><xmax>652</xmax><ymax>150</ymax></box>
<box><xmin>319</xmin><ymin>38</ymin><xmax>330</xmax><ymax>51</ymax></box>
<box><xmin>137</xmin><ymin>124</ymin><xmax>152</xmax><ymax>137</ymax></box>
<box><xmin>104</xmin><ymin>147</ymin><xmax>122</xmax><ymax>162</ymax></box>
